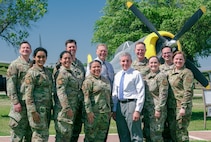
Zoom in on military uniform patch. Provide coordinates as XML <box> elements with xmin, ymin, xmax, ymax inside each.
<box><xmin>186</xmin><ymin>76</ymin><xmax>193</xmax><ymax>83</ymax></box>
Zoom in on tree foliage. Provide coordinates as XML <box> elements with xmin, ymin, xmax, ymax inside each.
<box><xmin>92</xmin><ymin>0</ymin><xmax>211</xmax><ymax>63</ymax></box>
<box><xmin>0</xmin><ymin>0</ymin><xmax>48</xmax><ymax>49</ymax></box>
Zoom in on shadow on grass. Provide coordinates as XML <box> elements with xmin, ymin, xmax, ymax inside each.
<box><xmin>0</xmin><ymin>95</ymin><xmax>8</xmax><ymax>99</ymax></box>
<box><xmin>191</xmin><ymin>111</ymin><xmax>211</xmax><ymax>121</ymax></box>
<box><xmin>191</xmin><ymin>111</ymin><xmax>204</xmax><ymax>121</ymax></box>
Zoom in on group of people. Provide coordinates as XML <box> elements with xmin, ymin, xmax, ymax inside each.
<box><xmin>6</xmin><ymin>39</ymin><xmax>194</xmax><ymax>142</ymax></box>
<box><xmin>125</xmin><ymin>42</ymin><xmax>193</xmax><ymax>142</ymax></box>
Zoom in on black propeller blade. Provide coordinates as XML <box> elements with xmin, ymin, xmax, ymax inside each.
<box><xmin>173</xmin><ymin>6</ymin><xmax>206</xmax><ymax>41</ymax></box>
<box><xmin>126</xmin><ymin>2</ymin><xmax>209</xmax><ymax>88</ymax></box>
<box><xmin>167</xmin><ymin>6</ymin><xmax>208</xmax><ymax>87</ymax></box>
<box><xmin>126</xmin><ymin>2</ymin><xmax>167</xmax><ymax>43</ymax></box>
<box><xmin>186</xmin><ymin>59</ymin><xmax>209</xmax><ymax>87</ymax></box>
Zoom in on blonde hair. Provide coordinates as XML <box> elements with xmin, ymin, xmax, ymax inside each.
<box><xmin>173</xmin><ymin>51</ymin><xmax>186</xmax><ymax>60</ymax></box>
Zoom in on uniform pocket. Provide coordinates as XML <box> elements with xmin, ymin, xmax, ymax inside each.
<box><xmin>98</xmin><ymin>100</ymin><xmax>109</xmax><ymax>113</ymax></box>
<box><xmin>57</xmin><ymin>121</ymin><xmax>72</xmax><ymax>135</ymax></box>
<box><xmin>57</xmin><ymin>110</ymin><xmax>73</xmax><ymax>124</ymax></box>
<box><xmin>8</xmin><ymin>110</ymin><xmax>22</xmax><ymax>122</ymax></box>
<box><xmin>9</xmin><ymin>117</ymin><xmax>18</xmax><ymax>128</ymax></box>
<box><xmin>57</xmin><ymin>110</ymin><xmax>73</xmax><ymax>135</ymax></box>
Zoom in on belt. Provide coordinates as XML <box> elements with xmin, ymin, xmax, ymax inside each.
<box><xmin>119</xmin><ymin>99</ymin><xmax>136</xmax><ymax>103</ymax></box>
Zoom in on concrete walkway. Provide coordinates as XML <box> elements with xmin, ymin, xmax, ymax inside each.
<box><xmin>1</xmin><ymin>131</ymin><xmax>211</xmax><ymax>142</ymax></box>
<box><xmin>0</xmin><ymin>134</ymin><xmax>119</xmax><ymax>142</ymax></box>
<box><xmin>189</xmin><ymin>131</ymin><xmax>211</xmax><ymax>141</ymax></box>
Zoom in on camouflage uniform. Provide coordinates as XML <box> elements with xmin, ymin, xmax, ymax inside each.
<box><xmin>145</xmin><ymin>70</ymin><xmax>168</xmax><ymax>142</ymax></box>
<box><xmin>82</xmin><ymin>74</ymin><xmax>112</xmax><ymax>142</ymax></box>
<box><xmin>160</xmin><ymin>63</ymin><xmax>177</xmax><ymax>142</ymax></box>
<box><xmin>6</xmin><ymin>56</ymin><xmax>32</xmax><ymax>142</ymax></box>
<box><xmin>69</xmin><ymin>59</ymin><xmax>86</xmax><ymax>142</ymax></box>
<box><xmin>132</xmin><ymin>58</ymin><xmax>150</xmax><ymax>80</ymax></box>
<box><xmin>24</xmin><ymin>64</ymin><xmax>53</xmax><ymax>142</ymax></box>
<box><xmin>132</xmin><ymin>57</ymin><xmax>150</xmax><ymax>141</ymax></box>
<box><xmin>53</xmin><ymin>65</ymin><xmax>81</xmax><ymax>142</ymax></box>
<box><xmin>87</xmin><ymin>57</ymin><xmax>114</xmax><ymax>142</ymax></box>
<box><xmin>168</xmin><ymin>66</ymin><xmax>194</xmax><ymax>142</ymax></box>
<box><xmin>159</xmin><ymin>63</ymin><xmax>174</xmax><ymax>74</ymax></box>
<box><xmin>53</xmin><ymin>58</ymin><xmax>85</xmax><ymax>142</ymax></box>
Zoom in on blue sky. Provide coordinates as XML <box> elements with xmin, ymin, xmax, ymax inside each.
<box><xmin>0</xmin><ymin>0</ymin><xmax>211</xmax><ymax>71</ymax></box>
<box><xmin>0</xmin><ymin>1</ymin><xmax>106</xmax><ymax>65</ymax></box>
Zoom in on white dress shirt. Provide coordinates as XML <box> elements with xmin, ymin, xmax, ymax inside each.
<box><xmin>112</xmin><ymin>67</ymin><xmax>145</xmax><ymax>112</ymax></box>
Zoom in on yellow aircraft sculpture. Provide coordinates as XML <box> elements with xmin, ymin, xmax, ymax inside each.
<box><xmin>125</xmin><ymin>2</ymin><xmax>209</xmax><ymax>88</ymax></box>
<box><xmin>88</xmin><ymin>2</ymin><xmax>209</xmax><ymax>88</ymax></box>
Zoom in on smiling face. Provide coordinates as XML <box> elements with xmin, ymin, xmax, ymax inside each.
<box><xmin>66</xmin><ymin>42</ymin><xmax>77</xmax><ymax>57</ymax></box>
<box><xmin>173</xmin><ymin>53</ymin><xmax>185</xmax><ymax>70</ymax></box>
<box><xmin>96</xmin><ymin>44</ymin><xmax>108</xmax><ymax>61</ymax></box>
<box><xmin>90</xmin><ymin>61</ymin><xmax>102</xmax><ymax>77</ymax></box>
<box><xmin>120</xmin><ymin>54</ymin><xmax>132</xmax><ymax>71</ymax></box>
<box><xmin>162</xmin><ymin>46</ymin><xmax>173</xmax><ymax>63</ymax></box>
<box><xmin>135</xmin><ymin>42</ymin><xmax>146</xmax><ymax>61</ymax></box>
<box><xmin>60</xmin><ymin>52</ymin><xmax>72</xmax><ymax>69</ymax></box>
<box><xmin>19</xmin><ymin>43</ymin><xmax>32</xmax><ymax>57</ymax></box>
<box><xmin>34</xmin><ymin>51</ymin><xmax>47</xmax><ymax>68</ymax></box>
<box><xmin>148</xmin><ymin>56</ymin><xmax>160</xmax><ymax>73</ymax></box>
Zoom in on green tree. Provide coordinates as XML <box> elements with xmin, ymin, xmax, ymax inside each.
<box><xmin>92</xmin><ymin>0</ymin><xmax>211</xmax><ymax>64</ymax></box>
<box><xmin>92</xmin><ymin>0</ymin><xmax>146</xmax><ymax>58</ymax></box>
<box><xmin>0</xmin><ymin>0</ymin><xmax>48</xmax><ymax>49</ymax></box>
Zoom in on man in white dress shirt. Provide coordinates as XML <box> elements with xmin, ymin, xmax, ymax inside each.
<box><xmin>112</xmin><ymin>52</ymin><xmax>145</xmax><ymax>142</ymax></box>
<box><xmin>86</xmin><ymin>43</ymin><xmax>114</xmax><ymax>87</ymax></box>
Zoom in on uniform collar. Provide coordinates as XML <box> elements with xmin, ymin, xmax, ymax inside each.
<box><xmin>136</xmin><ymin>57</ymin><xmax>148</xmax><ymax>65</ymax></box>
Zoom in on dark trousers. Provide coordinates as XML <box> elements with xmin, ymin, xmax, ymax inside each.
<box><xmin>162</xmin><ymin>107</ymin><xmax>177</xmax><ymax>142</ymax></box>
<box><xmin>70</xmin><ymin>99</ymin><xmax>84</xmax><ymax>142</ymax></box>
<box><xmin>104</xmin><ymin>118</ymin><xmax>111</xmax><ymax>142</ymax></box>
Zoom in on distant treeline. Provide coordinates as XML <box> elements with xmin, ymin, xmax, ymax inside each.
<box><xmin>0</xmin><ymin>62</ymin><xmax>53</xmax><ymax>76</ymax></box>
<box><xmin>0</xmin><ymin>63</ymin><xmax>9</xmax><ymax>76</ymax></box>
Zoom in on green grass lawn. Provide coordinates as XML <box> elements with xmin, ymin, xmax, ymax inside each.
<box><xmin>1</xmin><ymin>90</ymin><xmax>211</xmax><ymax>141</ymax></box>
<box><xmin>0</xmin><ymin>95</ymin><xmax>10</xmax><ymax>136</ymax></box>
<box><xmin>0</xmin><ymin>94</ymin><xmax>117</xmax><ymax>136</ymax></box>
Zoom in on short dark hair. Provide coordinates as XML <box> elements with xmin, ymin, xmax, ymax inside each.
<box><xmin>162</xmin><ymin>46</ymin><xmax>173</xmax><ymax>52</ymax></box>
<box><xmin>65</xmin><ymin>39</ymin><xmax>77</xmax><ymax>47</ymax></box>
<box><xmin>20</xmin><ymin>41</ymin><xmax>31</xmax><ymax>48</ymax></box>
